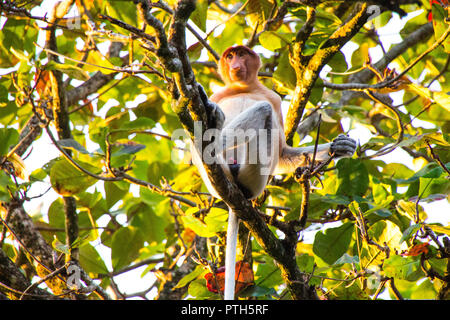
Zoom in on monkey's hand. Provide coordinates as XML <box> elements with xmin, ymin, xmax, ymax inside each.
<box><xmin>197</xmin><ymin>83</ymin><xmax>225</xmax><ymax>129</ymax></box>
<box><xmin>330</xmin><ymin>134</ymin><xmax>357</xmax><ymax>158</ymax></box>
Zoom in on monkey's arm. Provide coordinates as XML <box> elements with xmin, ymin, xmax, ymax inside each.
<box><xmin>274</xmin><ymin>134</ymin><xmax>356</xmax><ymax>175</ymax></box>
<box><xmin>197</xmin><ymin>84</ymin><xmax>225</xmax><ymax>129</ymax></box>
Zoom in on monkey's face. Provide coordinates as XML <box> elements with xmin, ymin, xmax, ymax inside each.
<box><xmin>220</xmin><ymin>46</ymin><xmax>261</xmax><ymax>85</ymax></box>
<box><xmin>226</xmin><ymin>50</ymin><xmax>249</xmax><ymax>82</ymax></box>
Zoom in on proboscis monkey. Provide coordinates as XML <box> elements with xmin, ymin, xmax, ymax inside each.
<box><xmin>192</xmin><ymin>45</ymin><xmax>356</xmax><ymax>300</ymax></box>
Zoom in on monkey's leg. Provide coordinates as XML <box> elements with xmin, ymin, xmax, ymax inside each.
<box><xmin>221</xmin><ymin>102</ymin><xmax>278</xmax><ymax>199</ymax></box>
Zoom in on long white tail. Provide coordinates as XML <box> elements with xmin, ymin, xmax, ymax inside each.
<box><xmin>224</xmin><ymin>208</ymin><xmax>239</xmax><ymax>300</ymax></box>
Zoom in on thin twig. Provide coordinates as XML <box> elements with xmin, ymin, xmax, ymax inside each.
<box><xmin>363</xmin><ymin>89</ymin><xmax>404</xmax><ymax>159</ymax></box>
<box><xmin>323</xmin><ymin>26</ymin><xmax>450</xmax><ymax>91</ymax></box>
<box><xmin>19</xmin><ymin>264</ymin><xmax>67</xmax><ymax>300</ymax></box>
<box><xmin>426</xmin><ymin>141</ymin><xmax>450</xmax><ymax>177</ymax></box>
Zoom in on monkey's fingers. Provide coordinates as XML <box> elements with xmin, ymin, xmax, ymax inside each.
<box><xmin>331</xmin><ymin>135</ymin><xmax>357</xmax><ymax>157</ymax></box>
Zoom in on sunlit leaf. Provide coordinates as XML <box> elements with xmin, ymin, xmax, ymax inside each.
<box><xmin>313</xmin><ymin>222</ymin><xmax>354</xmax><ymax>265</ymax></box>
<box><xmin>399</xmin><ymin>223</ymin><xmax>421</xmax><ymax>244</ymax></box>
<box><xmin>181</xmin><ymin>207</ymin><xmax>228</xmax><ymax>238</ymax></box>
<box><xmin>0</xmin><ymin>128</ymin><xmax>19</xmax><ymax>156</ymax></box>
<box><xmin>111</xmin><ymin>226</ymin><xmax>144</xmax><ymax>271</ymax></box>
<box><xmin>49</xmin><ymin>158</ymin><xmax>98</xmax><ymax>196</ymax></box>
<box><xmin>79</xmin><ymin>243</ymin><xmax>109</xmax><ymax>275</ymax></box>
<box><xmin>46</xmin><ymin>61</ymin><xmax>89</xmax><ymax>81</ymax></box>
<box><xmin>190</xmin><ymin>0</ymin><xmax>208</xmax><ymax>32</ymax></box>
<box><xmin>383</xmin><ymin>255</ymin><xmax>423</xmax><ymax>281</ymax></box>
<box><xmin>259</xmin><ymin>31</ymin><xmax>291</xmax><ymax>51</ymax></box>
<box><xmin>174</xmin><ymin>265</ymin><xmax>205</xmax><ymax>290</ymax></box>
<box><xmin>427</xmin><ymin>224</ymin><xmax>450</xmax><ymax>236</ymax></box>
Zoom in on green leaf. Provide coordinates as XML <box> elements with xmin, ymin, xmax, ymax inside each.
<box><xmin>309</xmin><ymin>78</ymin><xmax>324</xmax><ymax>105</ymax></box>
<box><xmin>383</xmin><ymin>255</ymin><xmax>422</xmax><ymax>281</ymax></box>
<box><xmin>399</xmin><ymin>223</ymin><xmax>421</xmax><ymax>244</ymax></box>
<box><xmin>10</xmin><ymin>47</ymin><xmax>29</xmax><ymax>62</ymax></box>
<box><xmin>49</xmin><ymin>158</ymin><xmax>98</xmax><ymax>196</ymax></box>
<box><xmin>313</xmin><ymin>222</ymin><xmax>354</xmax><ymax>265</ymax></box>
<box><xmin>57</xmin><ymin>138</ymin><xmax>90</xmax><ymax>154</ymax></box>
<box><xmin>188</xmin><ymin>279</ymin><xmax>216</xmax><ymax>299</ymax></box>
<box><xmin>327</xmin><ymin>50</ymin><xmax>348</xmax><ymax>72</ymax></box>
<box><xmin>382</xmin><ymin>163</ymin><xmax>414</xmax><ymax>180</ymax></box>
<box><xmin>291</xmin><ymin>7</ymin><xmax>341</xmax><ymax>29</ymax></box>
<box><xmin>181</xmin><ymin>207</ymin><xmax>228</xmax><ymax>238</ymax></box>
<box><xmin>122</xmin><ymin>117</ymin><xmax>155</xmax><ymax>130</ymax></box>
<box><xmin>272</xmin><ymin>49</ymin><xmax>296</xmax><ymax>93</ymax></box>
<box><xmin>104</xmin><ymin>181</ymin><xmax>129</xmax><ymax>209</ymax></box>
<box><xmin>187</xmin><ymin>42</ymin><xmax>203</xmax><ymax>61</ymax></box>
<box><xmin>363</xmin><ymin>196</ymin><xmax>394</xmax><ymax>217</ymax></box>
<box><xmin>368</xmin><ymin>220</ymin><xmax>402</xmax><ymax>248</ymax></box>
<box><xmin>240</xmin><ymin>285</ymin><xmax>277</xmax><ymax>298</ymax></box>
<box><xmin>111</xmin><ymin>226</ymin><xmax>144</xmax><ymax>271</ymax></box>
<box><xmin>52</xmin><ymin>238</ymin><xmax>70</xmax><ymax>255</ymax></box>
<box><xmin>190</xmin><ymin>0</ymin><xmax>208</xmax><ymax>32</ymax></box>
<box><xmin>129</xmin><ymin>203</ymin><xmax>167</xmax><ymax>244</ymax></box>
<box><xmin>419</xmin><ymin>176</ymin><xmax>450</xmax><ymax>200</ymax></box>
<box><xmin>112</xmin><ymin>142</ymin><xmax>146</xmax><ymax>156</ymax></box>
<box><xmin>431</xmin><ymin>2</ymin><xmax>450</xmax><ymax>53</ymax></box>
<box><xmin>0</xmin><ymin>127</ymin><xmax>19</xmax><ymax>156</ymax></box>
<box><xmin>210</xmin><ymin>23</ymin><xmax>245</xmax><ymax>56</ymax></box>
<box><xmin>46</xmin><ymin>61</ymin><xmax>89</xmax><ymax>81</ymax></box>
<box><xmin>259</xmin><ymin>31</ymin><xmax>291</xmax><ymax>51</ymax></box>
<box><xmin>255</xmin><ymin>259</ymin><xmax>283</xmax><ymax>288</ymax></box>
<box><xmin>173</xmin><ymin>265</ymin><xmax>205</xmax><ymax>289</ymax></box>
<box><xmin>336</xmin><ymin>159</ymin><xmax>369</xmax><ymax>197</ymax></box>
<box><xmin>396</xmin><ymin>200</ymin><xmax>427</xmax><ymax>221</ymax></box>
<box><xmin>410</xmin><ymin>279</ymin><xmax>437</xmax><ymax>299</ymax></box>
<box><xmin>333</xmin><ymin>253</ymin><xmax>359</xmax><ymax>266</ymax></box>
<box><xmin>79</xmin><ymin>243</ymin><xmax>109</xmax><ymax>275</ymax></box>
<box><xmin>48</xmin><ymin>198</ymin><xmax>66</xmax><ymax>243</ymax></box>
<box><xmin>29</xmin><ymin>168</ymin><xmax>48</xmax><ymax>181</ymax></box>
<box><xmin>247</xmin><ymin>0</ymin><xmax>273</xmax><ymax>29</ymax></box>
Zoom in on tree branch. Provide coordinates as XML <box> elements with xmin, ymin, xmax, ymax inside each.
<box><xmin>285</xmin><ymin>3</ymin><xmax>370</xmax><ymax>145</ymax></box>
<box><xmin>45</xmin><ymin>0</ymin><xmax>79</xmax><ymax>267</ymax></box>
<box><xmin>324</xmin><ymin>24</ymin><xmax>448</xmax><ymax>92</ymax></box>
<box><xmin>0</xmin><ymin>248</ymin><xmax>56</xmax><ymax>299</ymax></box>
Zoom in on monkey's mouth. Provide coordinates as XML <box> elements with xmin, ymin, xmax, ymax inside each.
<box><xmin>230</xmin><ymin>71</ymin><xmax>246</xmax><ymax>81</ymax></box>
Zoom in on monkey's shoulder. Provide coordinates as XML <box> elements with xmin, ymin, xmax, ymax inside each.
<box><xmin>211</xmin><ymin>87</ymin><xmax>281</xmax><ymax>108</ymax></box>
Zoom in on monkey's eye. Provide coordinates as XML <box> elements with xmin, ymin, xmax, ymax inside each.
<box><xmin>226</xmin><ymin>53</ymin><xmax>234</xmax><ymax>60</ymax></box>
<box><xmin>238</xmin><ymin>51</ymin><xmax>247</xmax><ymax>57</ymax></box>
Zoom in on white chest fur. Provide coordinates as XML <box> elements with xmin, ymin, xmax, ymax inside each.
<box><xmin>219</xmin><ymin>96</ymin><xmax>266</xmax><ymax>127</ymax></box>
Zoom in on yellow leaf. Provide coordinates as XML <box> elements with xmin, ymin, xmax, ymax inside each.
<box><xmin>7</xmin><ymin>153</ymin><xmax>28</xmax><ymax>181</ymax></box>
<box><xmin>428</xmin><ymin>224</ymin><xmax>450</xmax><ymax>236</ymax></box>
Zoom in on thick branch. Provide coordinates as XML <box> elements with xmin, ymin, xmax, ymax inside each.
<box><xmin>285</xmin><ymin>3</ymin><xmax>370</xmax><ymax>145</ymax></box>
<box><xmin>0</xmin><ymin>248</ymin><xmax>55</xmax><ymax>299</ymax></box>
